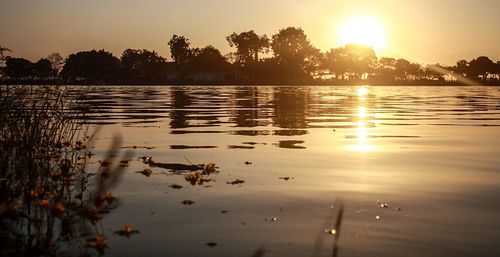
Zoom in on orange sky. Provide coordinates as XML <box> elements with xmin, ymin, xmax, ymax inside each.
<box><xmin>1</xmin><ymin>0</ymin><xmax>499</xmax><ymax>65</ymax></box>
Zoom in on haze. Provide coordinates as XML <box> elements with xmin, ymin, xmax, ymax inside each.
<box><xmin>1</xmin><ymin>0</ymin><xmax>500</xmax><ymax>65</ymax></box>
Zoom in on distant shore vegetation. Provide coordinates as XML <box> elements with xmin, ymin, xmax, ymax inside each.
<box><xmin>1</xmin><ymin>27</ymin><xmax>500</xmax><ymax>85</ymax></box>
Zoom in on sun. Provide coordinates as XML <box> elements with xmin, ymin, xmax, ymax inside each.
<box><xmin>338</xmin><ymin>16</ymin><xmax>387</xmax><ymax>51</ymax></box>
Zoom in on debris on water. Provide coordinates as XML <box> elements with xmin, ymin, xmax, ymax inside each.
<box><xmin>204</xmin><ymin>162</ymin><xmax>217</xmax><ymax>174</ymax></box>
<box><xmin>114</xmin><ymin>225</ymin><xmax>140</xmax><ymax>238</ymax></box>
<box><xmin>119</xmin><ymin>159</ymin><xmax>130</xmax><ymax>167</ymax></box>
<box><xmin>324</xmin><ymin>228</ymin><xmax>337</xmax><ymax>235</ymax></box>
<box><xmin>264</xmin><ymin>217</ymin><xmax>278</xmax><ymax>222</ymax></box>
<box><xmin>221</xmin><ymin>210</ymin><xmax>230</xmax><ymax>214</ymax></box>
<box><xmin>244</xmin><ymin>161</ymin><xmax>252</xmax><ymax>165</ymax></box>
<box><xmin>182</xmin><ymin>200</ymin><xmax>195</xmax><ymax>205</ymax></box>
<box><xmin>227</xmin><ymin>179</ymin><xmax>245</xmax><ymax>185</ymax></box>
<box><xmin>380</xmin><ymin>203</ymin><xmax>390</xmax><ymax>208</ymax></box>
<box><xmin>170</xmin><ymin>184</ymin><xmax>183</xmax><ymax>189</ymax></box>
<box><xmin>85</xmin><ymin>236</ymin><xmax>108</xmax><ymax>254</ymax></box>
<box><xmin>137</xmin><ymin>168</ymin><xmax>153</xmax><ymax>177</ymax></box>
<box><xmin>279</xmin><ymin>176</ymin><xmax>293</xmax><ymax>181</ymax></box>
<box><xmin>395</xmin><ymin>207</ymin><xmax>402</xmax><ymax>211</ymax></box>
<box><xmin>376</xmin><ymin>215</ymin><xmax>380</xmax><ymax>220</ymax></box>
<box><xmin>122</xmin><ymin>145</ymin><xmax>155</xmax><ymax>150</ymax></box>
<box><xmin>185</xmin><ymin>172</ymin><xmax>211</xmax><ymax>185</ymax></box>
<box><xmin>99</xmin><ymin>159</ymin><xmax>112</xmax><ymax>167</ymax></box>
<box><xmin>140</xmin><ymin>156</ymin><xmax>154</xmax><ymax>165</ymax></box>
<box><xmin>206</xmin><ymin>242</ymin><xmax>218</xmax><ymax>248</ymax></box>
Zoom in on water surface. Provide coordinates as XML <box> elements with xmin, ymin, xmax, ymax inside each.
<box><xmin>83</xmin><ymin>85</ymin><xmax>500</xmax><ymax>257</ymax></box>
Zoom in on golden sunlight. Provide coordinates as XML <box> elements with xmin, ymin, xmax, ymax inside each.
<box><xmin>338</xmin><ymin>16</ymin><xmax>387</xmax><ymax>51</ymax></box>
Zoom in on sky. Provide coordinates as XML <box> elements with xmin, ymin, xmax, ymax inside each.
<box><xmin>1</xmin><ymin>0</ymin><xmax>500</xmax><ymax>65</ymax></box>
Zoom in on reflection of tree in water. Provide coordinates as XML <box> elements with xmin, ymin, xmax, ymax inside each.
<box><xmin>0</xmin><ymin>86</ymin><xmax>124</xmax><ymax>256</ymax></box>
<box><xmin>233</xmin><ymin>87</ymin><xmax>260</xmax><ymax>127</ymax></box>
<box><xmin>272</xmin><ymin>87</ymin><xmax>310</xmax><ymax>129</ymax></box>
<box><xmin>170</xmin><ymin>88</ymin><xmax>192</xmax><ymax>129</ymax></box>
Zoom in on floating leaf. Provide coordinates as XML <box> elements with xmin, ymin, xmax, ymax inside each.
<box><xmin>114</xmin><ymin>224</ymin><xmax>140</xmax><ymax>238</ymax></box>
<box><xmin>206</xmin><ymin>242</ymin><xmax>218</xmax><ymax>248</ymax></box>
<box><xmin>182</xmin><ymin>200</ymin><xmax>195</xmax><ymax>205</ymax></box>
<box><xmin>279</xmin><ymin>176</ymin><xmax>293</xmax><ymax>181</ymax></box>
<box><xmin>227</xmin><ymin>179</ymin><xmax>245</xmax><ymax>185</ymax></box>
<box><xmin>184</xmin><ymin>172</ymin><xmax>211</xmax><ymax>185</ymax></box>
<box><xmin>137</xmin><ymin>168</ymin><xmax>153</xmax><ymax>177</ymax></box>
<box><xmin>85</xmin><ymin>236</ymin><xmax>108</xmax><ymax>254</ymax></box>
<box><xmin>204</xmin><ymin>162</ymin><xmax>217</xmax><ymax>173</ymax></box>
<box><xmin>244</xmin><ymin>161</ymin><xmax>252</xmax><ymax>165</ymax></box>
<box><xmin>170</xmin><ymin>184</ymin><xmax>183</xmax><ymax>189</ymax></box>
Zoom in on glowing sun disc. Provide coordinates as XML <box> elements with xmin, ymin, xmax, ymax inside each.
<box><xmin>338</xmin><ymin>16</ymin><xmax>387</xmax><ymax>51</ymax></box>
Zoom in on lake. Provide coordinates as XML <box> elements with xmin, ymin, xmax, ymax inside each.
<box><xmin>82</xmin><ymin>85</ymin><xmax>500</xmax><ymax>257</ymax></box>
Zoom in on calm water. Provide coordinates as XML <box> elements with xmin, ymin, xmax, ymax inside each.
<box><xmin>82</xmin><ymin>86</ymin><xmax>500</xmax><ymax>257</ymax></box>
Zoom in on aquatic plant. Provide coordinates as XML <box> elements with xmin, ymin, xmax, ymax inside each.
<box><xmin>0</xmin><ymin>85</ymin><xmax>123</xmax><ymax>256</ymax></box>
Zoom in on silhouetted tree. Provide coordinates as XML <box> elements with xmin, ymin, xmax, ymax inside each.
<box><xmin>47</xmin><ymin>52</ymin><xmax>64</xmax><ymax>75</ymax></box>
<box><xmin>226</xmin><ymin>30</ymin><xmax>269</xmax><ymax>66</ymax></box>
<box><xmin>121</xmin><ymin>48</ymin><xmax>167</xmax><ymax>82</ymax></box>
<box><xmin>4</xmin><ymin>57</ymin><xmax>33</xmax><ymax>79</ymax></box>
<box><xmin>454</xmin><ymin>59</ymin><xmax>469</xmax><ymax>77</ymax></box>
<box><xmin>469</xmin><ymin>56</ymin><xmax>495</xmax><ymax>80</ymax></box>
<box><xmin>343</xmin><ymin>44</ymin><xmax>377</xmax><ymax>79</ymax></box>
<box><xmin>168</xmin><ymin>35</ymin><xmax>192</xmax><ymax>65</ymax></box>
<box><xmin>270</xmin><ymin>27</ymin><xmax>320</xmax><ymax>81</ymax></box>
<box><xmin>375</xmin><ymin>57</ymin><xmax>397</xmax><ymax>80</ymax></box>
<box><xmin>323</xmin><ymin>47</ymin><xmax>348</xmax><ymax>79</ymax></box>
<box><xmin>0</xmin><ymin>46</ymin><xmax>12</xmax><ymax>67</ymax></box>
<box><xmin>190</xmin><ymin>45</ymin><xmax>230</xmax><ymax>71</ymax></box>
<box><xmin>32</xmin><ymin>58</ymin><xmax>54</xmax><ymax>78</ymax></box>
<box><xmin>61</xmin><ymin>50</ymin><xmax>122</xmax><ymax>83</ymax></box>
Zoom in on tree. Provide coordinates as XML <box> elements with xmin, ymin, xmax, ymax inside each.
<box><xmin>121</xmin><ymin>48</ymin><xmax>167</xmax><ymax>82</ymax></box>
<box><xmin>190</xmin><ymin>45</ymin><xmax>229</xmax><ymax>71</ymax></box>
<box><xmin>4</xmin><ymin>57</ymin><xmax>33</xmax><ymax>79</ymax></box>
<box><xmin>47</xmin><ymin>53</ymin><xmax>64</xmax><ymax>75</ymax></box>
<box><xmin>168</xmin><ymin>35</ymin><xmax>192</xmax><ymax>65</ymax></box>
<box><xmin>32</xmin><ymin>58</ymin><xmax>54</xmax><ymax>78</ymax></box>
<box><xmin>60</xmin><ymin>50</ymin><xmax>122</xmax><ymax>83</ymax></box>
<box><xmin>395</xmin><ymin>58</ymin><xmax>411</xmax><ymax>80</ymax></box>
<box><xmin>0</xmin><ymin>46</ymin><xmax>12</xmax><ymax>67</ymax></box>
<box><xmin>454</xmin><ymin>59</ymin><xmax>469</xmax><ymax>77</ymax></box>
<box><xmin>323</xmin><ymin>47</ymin><xmax>348</xmax><ymax>79</ymax></box>
<box><xmin>226</xmin><ymin>30</ymin><xmax>269</xmax><ymax>66</ymax></box>
<box><xmin>343</xmin><ymin>44</ymin><xmax>377</xmax><ymax>79</ymax></box>
<box><xmin>469</xmin><ymin>56</ymin><xmax>495</xmax><ymax>80</ymax></box>
<box><xmin>270</xmin><ymin>27</ymin><xmax>320</xmax><ymax>80</ymax></box>
<box><xmin>375</xmin><ymin>57</ymin><xmax>397</xmax><ymax>79</ymax></box>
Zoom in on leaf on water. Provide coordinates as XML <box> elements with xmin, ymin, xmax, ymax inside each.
<box><xmin>264</xmin><ymin>217</ymin><xmax>278</xmax><ymax>222</ymax></box>
<box><xmin>244</xmin><ymin>161</ymin><xmax>252</xmax><ymax>165</ymax></box>
<box><xmin>85</xmin><ymin>236</ymin><xmax>108</xmax><ymax>254</ymax></box>
<box><xmin>137</xmin><ymin>168</ymin><xmax>153</xmax><ymax>177</ymax></box>
<box><xmin>279</xmin><ymin>176</ymin><xmax>294</xmax><ymax>181</ymax></box>
<box><xmin>227</xmin><ymin>179</ymin><xmax>245</xmax><ymax>185</ymax></box>
<box><xmin>94</xmin><ymin>192</ymin><xmax>116</xmax><ymax>207</ymax></box>
<box><xmin>182</xmin><ymin>200</ymin><xmax>195</xmax><ymax>205</ymax></box>
<box><xmin>184</xmin><ymin>172</ymin><xmax>211</xmax><ymax>185</ymax></box>
<box><xmin>99</xmin><ymin>159</ymin><xmax>112</xmax><ymax>167</ymax></box>
<box><xmin>203</xmin><ymin>162</ymin><xmax>217</xmax><ymax>174</ymax></box>
<box><xmin>324</xmin><ymin>228</ymin><xmax>337</xmax><ymax>235</ymax></box>
<box><xmin>114</xmin><ymin>224</ymin><xmax>140</xmax><ymax>238</ymax></box>
<box><xmin>170</xmin><ymin>184</ymin><xmax>183</xmax><ymax>189</ymax></box>
<box><xmin>140</xmin><ymin>156</ymin><xmax>154</xmax><ymax>165</ymax></box>
<box><xmin>221</xmin><ymin>210</ymin><xmax>230</xmax><ymax>214</ymax></box>
<box><xmin>206</xmin><ymin>242</ymin><xmax>218</xmax><ymax>248</ymax></box>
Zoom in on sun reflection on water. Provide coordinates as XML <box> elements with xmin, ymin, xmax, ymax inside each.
<box><xmin>351</xmin><ymin>86</ymin><xmax>376</xmax><ymax>152</ymax></box>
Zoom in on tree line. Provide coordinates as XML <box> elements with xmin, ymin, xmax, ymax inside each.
<box><xmin>1</xmin><ymin>27</ymin><xmax>500</xmax><ymax>85</ymax></box>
